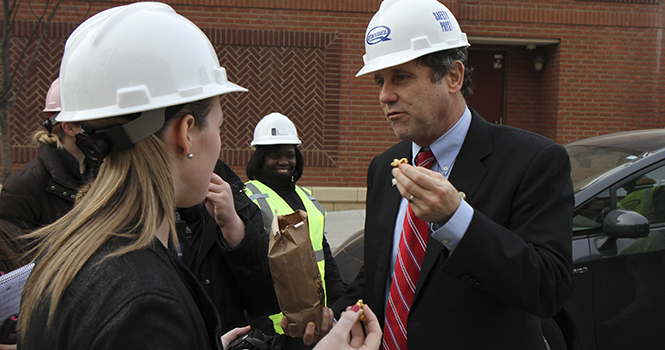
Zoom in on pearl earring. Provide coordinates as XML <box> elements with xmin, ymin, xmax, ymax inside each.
<box><xmin>187</xmin><ymin>153</ymin><xmax>194</xmax><ymax>159</ymax></box>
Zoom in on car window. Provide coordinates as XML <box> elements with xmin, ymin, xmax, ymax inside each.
<box><xmin>616</xmin><ymin>165</ymin><xmax>665</xmax><ymax>226</ymax></box>
<box><xmin>566</xmin><ymin>145</ymin><xmax>645</xmax><ymax>193</ymax></box>
<box><xmin>573</xmin><ymin>163</ymin><xmax>665</xmax><ymax>238</ymax></box>
<box><xmin>573</xmin><ymin>189</ymin><xmax>610</xmax><ymax>235</ymax></box>
<box><xmin>615</xmin><ymin>165</ymin><xmax>665</xmax><ymax>255</ymax></box>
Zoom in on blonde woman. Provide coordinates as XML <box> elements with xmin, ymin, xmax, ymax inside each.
<box><xmin>18</xmin><ymin>3</ymin><xmax>250</xmax><ymax>349</ymax></box>
<box><xmin>18</xmin><ymin>3</ymin><xmax>379</xmax><ymax>350</ymax></box>
<box><xmin>0</xmin><ymin>78</ymin><xmax>94</xmax><ymax>231</ymax></box>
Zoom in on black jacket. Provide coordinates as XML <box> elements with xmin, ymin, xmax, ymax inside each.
<box><xmin>0</xmin><ymin>144</ymin><xmax>93</xmax><ymax>231</ymax></box>
<box><xmin>177</xmin><ymin>160</ymin><xmax>280</xmax><ymax>334</ymax></box>
<box><xmin>333</xmin><ymin>111</ymin><xmax>574</xmax><ymax>349</ymax></box>
<box><xmin>19</xmin><ymin>237</ymin><xmax>222</xmax><ymax>350</ymax></box>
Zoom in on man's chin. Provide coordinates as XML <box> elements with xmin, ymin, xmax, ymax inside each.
<box><xmin>392</xmin><ymin>128</ymin><xmax>412</xmax><ymax>142</ymax></box>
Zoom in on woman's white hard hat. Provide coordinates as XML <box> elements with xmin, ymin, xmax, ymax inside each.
<box><xmin>56</xmin><ymin>2</ymin><xmax>247</xmax><ymax>123</ymax></box>
<box><xmin>251</xmin><ymin>112</ymin><xmax>302</xmax><ymax>148</ymax></box>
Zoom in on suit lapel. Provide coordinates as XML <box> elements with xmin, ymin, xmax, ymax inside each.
<box><xmin>374</xmin><ymin>142</ymin><xmax>412</xmax><ymax>298</ymax></box>
<box><xmin>414</xmin><ymin>111</ymin><xmax>493</xmax><ymax>299</ymax></box>
<box><xmin>448</xmin><ymin>111</ymin><xmax>492</xmax><ymax>202</ymax></box>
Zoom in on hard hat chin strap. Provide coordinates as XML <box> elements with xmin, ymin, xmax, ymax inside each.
<box><xmin>75</xmin><ymin>107</ymin><xmax>167</xmax><ymax>165</ymax></box>
<box><xmin>43</xmin><ymin>114</ymin><xmax>58</xmax><ymax>134</ymax></box>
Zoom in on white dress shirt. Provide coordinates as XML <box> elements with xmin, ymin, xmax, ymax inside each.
<box><xmin>386</xmin><ymin>106</ymin><xmax>475</xmax><ymax>298</ymax></box>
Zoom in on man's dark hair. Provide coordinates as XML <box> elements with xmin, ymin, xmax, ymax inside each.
<box><xmin>417</xmin><ymin>47</ymin><xmax>474</xmax><ymax>97</ymax></box>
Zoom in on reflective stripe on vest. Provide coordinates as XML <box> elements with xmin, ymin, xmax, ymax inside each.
<box><xmin>619</xmin><ymin>187</ymin><xmax>658</xmax><ymax>223</ymax></box>
<box><xmin>244</xmin><ymin>180</ymin><xmax>327</xmax><ymax>333</ymax></box>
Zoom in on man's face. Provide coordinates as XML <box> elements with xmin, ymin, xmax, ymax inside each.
<box><xmin>373</xmin><ymin>59</ymin><xmax>460</xmax><ymax>147</ymax></box>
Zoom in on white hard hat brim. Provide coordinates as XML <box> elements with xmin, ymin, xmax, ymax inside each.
<box><xmin>250</xmin><ymin>138</ymin><xmax>302</xmax><ymax>148</ymax></box>
<box><xmin>55</xmin><ymin>82</ymin><xmax>247</xmax><ymax>123</ymax></box>
<box><xmin>357</xmin><ymin>0</ymin><xmax>470</xmax><ymax>77</ymax></box>
<box><xmin>356</xmin><ymin>36</ymin><xmax>470</xmax><ymax>77</ymax></box>
<box><xmin>56</xmin><ymin>2</ymin><xmax>248</xmax><ymax>123</ymax></box>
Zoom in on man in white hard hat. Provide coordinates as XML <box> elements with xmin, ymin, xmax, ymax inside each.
<box><xmin>332</xmin><ymin>0</ymin><xmax>574</xmax><ymax>349</ymax></box>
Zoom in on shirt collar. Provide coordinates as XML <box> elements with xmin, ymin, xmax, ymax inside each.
<box><xmin>412</xmin><ymin>106</ymin><xmax>472</xmax><ymax>178</ymax></box>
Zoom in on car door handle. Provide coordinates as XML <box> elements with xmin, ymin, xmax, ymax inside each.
<box><xmin>573</xmin><ymin>267</ymin><xmax>588</xmax><ymax>274</ymax></box>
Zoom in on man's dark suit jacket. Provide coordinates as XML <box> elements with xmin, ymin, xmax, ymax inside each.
<box><xmin>333</xmin><ymin>110</ymin><xmax>575</xmax><ymax>349</ymax></box>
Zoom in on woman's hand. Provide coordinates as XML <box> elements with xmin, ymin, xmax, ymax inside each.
<box><xmin>204</xmin><ymin>173</ymin><xmax>245</xmax><ymax>247</ymax></box>
<box><xmin>220</xmin><ymin>325</ymin><xmax>251</xmax><ymax>349</ymax></box>
<box><xmin>313</xmin><ymin>303</ymin><xmax>381</xmax><ymax>350</ymax></box>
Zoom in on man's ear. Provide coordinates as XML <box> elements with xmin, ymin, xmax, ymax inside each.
<box><xmin>175</xmin><ymin>114</ymin><xmax>196</xmax><ymax>157</ymax></box>
<box><xmin>446</xmin><ymin>60</ymin><xmax>465</xmax><ymax>94</ymax></box>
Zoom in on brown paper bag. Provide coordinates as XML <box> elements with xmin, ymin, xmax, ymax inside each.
<box><xmin>268</xmin><ymin>209</ymin><xmax>324</xmax><ymax>337</ymax></box>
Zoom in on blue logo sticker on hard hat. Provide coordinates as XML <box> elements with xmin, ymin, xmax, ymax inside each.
<box><xmin>366</xmin><ymin>26</ymin><xmax>392</xmax><ymax>45</ymax></box>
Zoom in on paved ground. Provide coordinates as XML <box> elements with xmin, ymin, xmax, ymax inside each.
<box><xmin>325</xmin><ymin>209</ymin><xmax>365</xmax><ymax>252</ymax></box>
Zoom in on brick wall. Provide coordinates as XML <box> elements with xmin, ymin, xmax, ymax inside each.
<box><xmin>3</xmin><ymin>0</ymin><xmax>664</xmax><ymax>188</ymax></box>
<box><xmin>458</xmin><ymin>0</ymin><xmax>665</xmax><ymax>144</ymax></box>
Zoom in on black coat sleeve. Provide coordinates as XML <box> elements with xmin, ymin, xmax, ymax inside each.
<box><xmin>178</xmin><ymin>160</ymin><xmax>280</xmax><ymax>327</ymax></box>
<box><xmin>216</xmin><ymin>160</ymin><xmax>280</xmax><ymax>316</ymax></box>
<box><xmin>443</xmin><ymin>141</ymin><xmax>575</xmax><ymax>318</ymax></box>
<box><xmin>330</xmin><ymin>155</ymin><xmax>381</xmax><ymax>318</ymax></box>
<box><xmin>0</xmin><ymin>161</ymin><xmax>45</xmax><ymax>231</ymax></box>
<box><xmin>331</xmin><ymin>265</ymin><xmax>365</xmax><ymax>318</ymax></box>
<box><xmin>218</xmin><ymin>195</ymin><xmax>280</xmax><ymax>316</ymax></box>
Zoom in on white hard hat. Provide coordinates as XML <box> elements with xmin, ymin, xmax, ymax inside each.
<box><xmin>251</xmin><ymin>112</ymin><xmax>301</xmax><ymax>148</ymax></box>
<box><xmin>56</xmin><ymin>2</ymin><xmax>247</xmax><ymax>123</ymax></box>
<box><xmin>43</xmin><ymin>78</ymin><xmax>61</xmax><ymax>112</ymax></box>
<box><xmin>356</xmin><ymin>0</ymin><xmax>470</xmax><ymax>77</ymax></box>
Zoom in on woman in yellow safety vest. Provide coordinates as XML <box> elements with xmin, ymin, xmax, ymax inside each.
<box><xmin>245</xmin><ymin>112</ymin><xmax>346</xmax><ymax>350</ymax></box>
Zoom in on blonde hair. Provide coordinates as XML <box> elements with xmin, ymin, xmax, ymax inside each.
<box><xmin>32</xmin><ymin>125</ymin><xmax>65</xmax><ymax>148</ymax></box>
<box><xmin>32</xmin><ymin>122</ymin><xmax>83</xmax><ymax>147</ymax></box>
<box><xmin>18</xmin><ymin>117</ymin><xmax>177</xmax><ymax>334</ymax></box>
<box><xmin>18</xmin><ymin>97</ymin><xmax>216</xmax><ymax>335</ymax></box>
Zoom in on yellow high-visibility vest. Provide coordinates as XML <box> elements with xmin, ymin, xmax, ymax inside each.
<box><xmin>244</xmin><ymin>180</ymin><xmax>327</xmax><ymax>333</ymax></box>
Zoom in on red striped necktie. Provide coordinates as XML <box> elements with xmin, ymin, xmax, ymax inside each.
<box><xmin>383</xmin><ymin>149</ymin><xmax>435</xmax><ymax>350</ymax></box>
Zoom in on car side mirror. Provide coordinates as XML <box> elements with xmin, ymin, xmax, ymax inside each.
<box><xmin>603</xmin><ymin>209</ymin><xmax>650</xmax><ymax>238</ymax></box>
<box><xmin>596</xmin><ymin>209</ymin><xmax>650</xmax><ymax>251</ymax></box>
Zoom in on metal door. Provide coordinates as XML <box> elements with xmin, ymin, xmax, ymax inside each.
<box><xmin>465</xmin><ymin>49</ymin><xmax>506</xmax><ymax>124</ymax></box>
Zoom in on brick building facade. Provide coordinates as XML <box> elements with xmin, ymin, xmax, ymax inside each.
<box><xmin>4</xmin><ymin>0</ymin><xmax>665</xmax><ymax>207</ymax></box>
